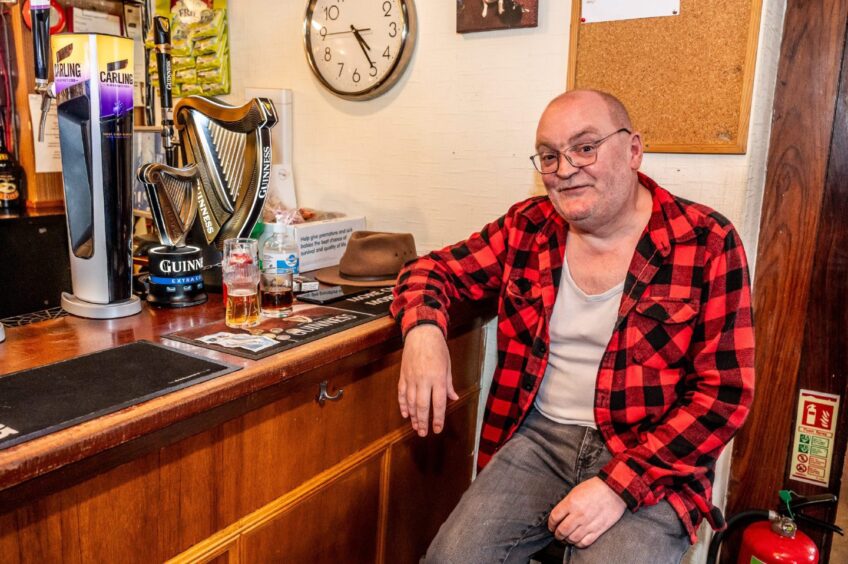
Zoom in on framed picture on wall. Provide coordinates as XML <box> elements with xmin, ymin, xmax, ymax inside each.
<box><xmin>457</xmin><ymin>0</ymin><xmax>538</xmax><ymax>33</ymax></box>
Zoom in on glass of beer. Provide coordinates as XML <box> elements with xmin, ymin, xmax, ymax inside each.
<box><xmin>260</xmin><ymin>267</ymin><xmax>294</xmax><ymax>318</ymax></box>
<box><xmin>223</xmin><ymin>238</ymin><xmax>260</xmax><ymax>328</ymax></box>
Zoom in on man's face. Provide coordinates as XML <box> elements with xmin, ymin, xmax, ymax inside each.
<box><xmin>535</xmin><ymin>94</ymin><xmax>642</xmax><ymax>230</ymax></box>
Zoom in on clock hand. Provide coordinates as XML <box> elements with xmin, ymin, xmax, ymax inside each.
<box><xmin>324</xmin><ymin>27</ymin><xmax>371</xmax><ymax>36</ymax></box>
<box><xmin>351</xmin><ymin>25</ymin><xmax>372</xmax><ymax>50</ymax></box>
<box><xmin>350</xmin><ymin>25</ymin><xmax>375</xmax><ymax>68</ymax></box>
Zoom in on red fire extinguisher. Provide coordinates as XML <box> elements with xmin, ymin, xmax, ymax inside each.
<box><xmin>707</xmin><ymin>491</ymin><xmax>843</xmax><ymax>564</ymax></box>
<box><xmin>738</xmin><ymin>515</ymin><xmax>818</xmax><ymax>563</ymax></box>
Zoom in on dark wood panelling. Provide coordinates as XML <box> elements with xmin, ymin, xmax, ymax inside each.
<box><xmin>728</xmin><ymin>0</ymin><xmax>848</xmax><ymax>516</ymax></box>
<box><xmin>158</xmin><ymin>428</ymin><xmax>225</xmax><ymax>556</ymax></box>
<box><xmin>240</xmin><ymin>455</ymin><xmax>383</xmax><ymax>563</ymax></box>
<box><xmin>383</xmin><ymin>401</ymin><xmax>479</xmax><ymax>564</ymax></box>
<box><xmin>789</xmin><ymin>20</ymin><xmax>848</xmax><ymax>554</ymax></box>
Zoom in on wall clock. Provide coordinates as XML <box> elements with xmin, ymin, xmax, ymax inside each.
<box><xmin>303</xmin><ymin>0</ymin><xmax>417</xmax><ymax>100</ymax></box>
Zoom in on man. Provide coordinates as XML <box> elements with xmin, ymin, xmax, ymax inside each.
<box><xmin>390</xmin><ymin>90</ymin><xmax>755</xmax><ymax>563</ymax></box>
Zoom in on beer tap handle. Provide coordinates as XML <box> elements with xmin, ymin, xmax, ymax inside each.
<box><xmin>30</xmin><ymin>0</ymin><xmax>55</xmax><ymax>142</ymax></box>
<box><xmin>153</xmin><ymin>16</ymin><xmax>176</xmax><ymax>167</ymax></box>
<box><xmin>37</xmin><ymin>93</ymin><xmax>52</xmax><ymax>143</ymax></box>
<box><xmin>30</xmin><ymin>0</ymin><xmax>51</xmax><ymax>93</ymax></box>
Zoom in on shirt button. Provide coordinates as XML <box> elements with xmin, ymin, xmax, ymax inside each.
<box><xmin>532</xmin><ymin>340</ymin><xmax>547</xmax><ymax>357</ymax></box>
<box><xmin>522</xmin><ymin>374</ymin><xmax>535</xmax><ymax>391</ymax></box>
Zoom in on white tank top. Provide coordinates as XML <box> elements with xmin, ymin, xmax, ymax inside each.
<box><xmin>533</xmin><ymin>255</ymin><xmax>624</xmax><ymax>428</ymax></box>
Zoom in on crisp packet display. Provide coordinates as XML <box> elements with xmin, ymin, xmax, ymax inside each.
<box><xmin>193</xmin><ymin>35</ymin><xmax>220</xmax><ymax>56</ymax></box>
<box><xmin>180</xmin><ymin>83</ymin><xmax>203</xmax><ymax>96</ymax></box>
<box><xmin>192</xmin><ymin>9</ymin><xmax>225</xmax><ymax>40</ymax></box>
<box><xmin>172</xmin><ymin>55</ymin><xmax>196</xmax><ymax>71</ymax></box>
<box><xmin>149</xmin><ymin>3</ymin><xmax>230</xmax><ymax>99</ymax></box>
<box><xmin>175</xmin><ymin>67</ymin><xmax>198</xmax><ymax>84</ymax></box>
<box><xmin>195</xmin><ymin>34</ymin><xmax>227</xmax><ymax>69</ymax></box>
<box><xmin>198</xmin><ymin>60</ymin><xmax>227</xmax><ymax>83</ymax></box>
<box><xmin>171</xmin><ymin>38</ymin><xmax>192</xmax><ymax>57</ymax></box>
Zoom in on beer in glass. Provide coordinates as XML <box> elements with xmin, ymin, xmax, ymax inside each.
<box><xmin>223</xmin><ymin>238</ymin><xmax>260</xmax><ymax>328</ymax></box>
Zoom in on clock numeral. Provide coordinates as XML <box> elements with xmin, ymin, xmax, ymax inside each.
<box><xmin>324</xmin><ymin>47</ymin><xmax>332</xmax><ymax>62</ymax></box>
<box><xmin>337</xmin><ymin>62</ymin><xmax>344</xmax><ymax>77</ymax></box>
<box><xmin>369</xmin><ymin>63</ymin><xmax>378</xmax><ymax>77</ymax></box>
<box><xmin>383</xmin><ymin>45</ymin><xmax>391</xmax><ymax>59</ymax></box>
<box><xmin>388</xmin><ymin>21</ymin><xmax>397</xmax><ymax>38</ymax></box>
<box><xmin>323</xmin><ymin>4</ymin><xmax>340</xmax><ymax>21</ymax></box>
<box><xmin>352</xmin><ymin>68</ymin><xmax>361</xmax><ymax>83</ymax></box>
<box><xmin>383</xmin><ymin>1</ymin><xmax>392</xmax><ymax>17</ymax></box>
<box><xmin>319</xmin><ymin>26</ymin><xmax>327</xmax><ymax>40</ymax></box>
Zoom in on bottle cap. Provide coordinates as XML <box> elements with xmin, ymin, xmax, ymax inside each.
<box><xmin>272</xmin><ymin>221</ymin><xmax>285</xmax><ymax>234</ymax></box>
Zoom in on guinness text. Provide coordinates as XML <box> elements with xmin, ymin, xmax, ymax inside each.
<box><xmin>159</xmin><ymin>258</ymin><xmax>203</xmax><ymax>274</ymax></box>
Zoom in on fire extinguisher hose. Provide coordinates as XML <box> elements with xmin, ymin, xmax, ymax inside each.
<box><xmin>706</xmin><ymin>509</ymin><xmax>772</xmax><ymax>564</ymax></box>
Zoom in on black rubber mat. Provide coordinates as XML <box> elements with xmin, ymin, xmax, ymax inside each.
<box><xmin>0</xmin><ymin>340</ymin><xmax>239</xmax><ymax>450</ymax></box>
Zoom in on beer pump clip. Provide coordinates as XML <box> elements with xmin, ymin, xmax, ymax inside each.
<box><xmin>137</xmin><ymin>16</ymin><xmax>207</xmax><ymax>308</ymax></box>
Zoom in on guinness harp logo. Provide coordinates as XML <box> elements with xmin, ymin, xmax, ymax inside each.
<box><xmin>138</xmin><ymin>163</ymin><xmax>200</xmax><ymax>248</ymax></box>
<box><xmin>174</xmin><ymin>96</ymin><xmax>279</xmax><ymax>246</ymax></box>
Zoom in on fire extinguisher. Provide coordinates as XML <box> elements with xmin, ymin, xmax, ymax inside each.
<box><xmin>707</xmin><ymin>491</ymin><xmax>843</xmax><ymax>563</ymax></box>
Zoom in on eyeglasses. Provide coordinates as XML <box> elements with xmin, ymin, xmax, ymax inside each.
<box><xmin>530</xmin><ymin>128</ymin><xmax>631</xmax><ymax>174</ymax></box>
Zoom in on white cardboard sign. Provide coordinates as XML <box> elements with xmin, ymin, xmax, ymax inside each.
<box><xmin>581</xmin><ymin>0</ymin><xmax>680</xmax><ymax>24</ymax></box>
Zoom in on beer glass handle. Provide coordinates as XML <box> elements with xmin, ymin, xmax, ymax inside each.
<box><xmin>316</xmin><ymin>380</ymin><xmax>344</xmax><ymax>406</ymax></box>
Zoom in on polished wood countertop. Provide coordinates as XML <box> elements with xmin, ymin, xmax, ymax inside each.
<box><xmin>0</xmin><ymin>297</ymin><xmax>408</xmax><ymax>496</ymax></box>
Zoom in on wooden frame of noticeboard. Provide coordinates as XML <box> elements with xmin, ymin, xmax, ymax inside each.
<box><xmin>567</xmin><ymin>0</ymin><xmax>763</xmax><ymax>154</ymax></box>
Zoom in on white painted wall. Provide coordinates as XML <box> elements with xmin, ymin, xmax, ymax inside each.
<box><xmin>228</xmin><ymin>1</ymin><xmax>786</xmax><ymax>561</ymax></box>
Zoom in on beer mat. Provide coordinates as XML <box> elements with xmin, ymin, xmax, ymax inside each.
<box><xmin>165</xmin><ymin>288</ymin><xmax>394</xmax><ymax>360</ymax></box>
<box><xmin>0</xmin><ymin>341</ymin><xmax>239</xmax><ymax>451</ymax></box>
<box><xmin>0</xmin><ymin>306</ymin><xmax>68</xmax><ymax>327</ymax></box>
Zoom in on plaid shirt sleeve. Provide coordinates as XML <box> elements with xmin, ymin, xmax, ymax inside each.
<box><xmin>598</xmin><ymin>226</ymin><xmax>755</xmax><ymax>516</ymax></box>
<box><xmin>391</xmin><ymin>211</ymin><xmax>514</xmax><ymax>339</ymax></box>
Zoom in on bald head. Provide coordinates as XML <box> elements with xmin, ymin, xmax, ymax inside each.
<box><xmin>546</xmin><ymin>90</ymin><xmax>633</xmax><ymax>131</ymax></box>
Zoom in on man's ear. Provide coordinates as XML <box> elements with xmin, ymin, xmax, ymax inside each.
<box><xmin>629</xmin><ymin>132</ymin><xmax>644</xmax><ymax>170</ymax></box>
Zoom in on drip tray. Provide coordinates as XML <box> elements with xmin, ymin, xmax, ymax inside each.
<box><xmin>0</xmin><ymin>341</ymin><xmax>239</xmax><ymax>450</ymax></box>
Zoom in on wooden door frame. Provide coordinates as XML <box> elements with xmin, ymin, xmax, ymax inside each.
<box><xmin>726</xmin><ymin>0</ymin><xmax>848</xmax><ymax>559</ymax></box>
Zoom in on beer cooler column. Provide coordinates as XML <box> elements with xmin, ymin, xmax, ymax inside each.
<box><xmin>49</xmin><ymin>32</ymin><xmax>141</xmax><ymax>319</ymax></box>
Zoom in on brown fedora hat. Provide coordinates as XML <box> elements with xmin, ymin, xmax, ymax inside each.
<box><xmin>313</xmin><ymin>231</ymin><xmax>417</xmax><ymax>287</ymax></box>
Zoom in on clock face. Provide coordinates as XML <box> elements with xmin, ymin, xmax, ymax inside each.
<box><xmin>304</xmin><ymin>0</ymin><xmax>416</xmax><ymax>100</ymax></box>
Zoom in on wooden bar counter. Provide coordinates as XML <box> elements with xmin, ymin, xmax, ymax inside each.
<box><xmin>0</xmin><ymin>297</ymin><xmax>492</xmax><ymax>563</ymax></box>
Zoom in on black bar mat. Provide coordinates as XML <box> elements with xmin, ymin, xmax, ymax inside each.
<box><xmin>166</xmin><ymin>287</ymin><xmax>395</xmax><ymax>360</ymax></box>
<box><xmin>0</xmin><ymin>341</ymin><xmax>239</xmax><ymax>451</ymax></box>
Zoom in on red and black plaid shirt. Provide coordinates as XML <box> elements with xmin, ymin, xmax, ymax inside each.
<box><xmin>391</xmin><ymin>173</ymin><xmax>755</xmax><ymax>543</ymax></box>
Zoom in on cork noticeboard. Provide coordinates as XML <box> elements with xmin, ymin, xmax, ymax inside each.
<box><xmin>567</xmin><ymin>0</ymin><xmax>763</xmax><ymax>154</ymax></box>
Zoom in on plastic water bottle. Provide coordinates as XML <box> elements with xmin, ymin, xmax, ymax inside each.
<box><xmin>262</xmin><ymin>218</ymin><xmax>299</xmax><ymax>274</ymax></box>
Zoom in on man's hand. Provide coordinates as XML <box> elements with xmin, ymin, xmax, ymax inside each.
<box><xmin>398</xmin><ymin>324</ymin><xmax>457</xmax><ymax>437</ymax></box>
<box><xmin>548</xmin><ymin>477</ymin><xmax>626</xmax><ymax>548</ymax></box>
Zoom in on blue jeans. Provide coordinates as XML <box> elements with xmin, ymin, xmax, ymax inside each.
<box><xmin>425</xmin><ymin>408</ymin><xmax>689</xmax><ymax>563</ymax></box>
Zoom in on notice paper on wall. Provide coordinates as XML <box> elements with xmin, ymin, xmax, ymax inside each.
<box><xmin>70</xmin><ymin>8</ymin><xmax>122</xmax><ymax>35</ymax></box>
<box><xmin>27</xmin><ymin>94</ymin><xmax>62</xmax><ymax>173</ymax></box>
<box><xmin>789</xmin><ymin>389</ymin><xmax>841</xmax><ymax>487</ymax></box>
<box><xmin>123</xmin><ymin>3</ymin><xmax>147</xmax><ymax>107</ymax></box>
<box><xmin>581</xmin><ymin>0</ymin><xmax>680</xmax><ymax>23</ymax></box>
